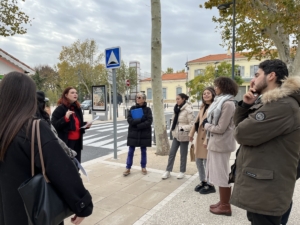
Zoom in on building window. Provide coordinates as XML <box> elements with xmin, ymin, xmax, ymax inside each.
<box><xmin>147</xmin><ymin>88</ymin><xmax>152</xmax><ymax>99</ymax></box>
<box><xmin>162</xmin><ymin>88</ymin><xmax>167</xmax><ymax>99</ymax></box>
<box><xmin>176</xmin><ymin>87</ymin><xmax>182</xmax><ymax>95</ymax></box>
<box><xmin>250</xmin><ymin>65</ymin><xmax>259</xmax><ymax>77</ymax></box>
<box><xmin>236</xmin><ymin>66</ymin><xmax>245</xmax><ymax>77</ymax></box>
<box><xmin>194</xmin><ymin>69</ymin><xmax>205</xmax><ymax>77</ymax></box>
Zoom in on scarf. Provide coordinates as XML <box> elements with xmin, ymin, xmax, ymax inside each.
<box><xmin>207</xmin><ymin>94</ymin><xmax>233</xmax><ymax>125</ymax></box>
<box><xmin>68</xmin><ymin>102</ymin><xmax>81</xmax><ymax>131</ymax></box>
<box><xmin>171</xmin><ymin>101</ymin><xmax>186</xmax><ymax>131</ymax></box>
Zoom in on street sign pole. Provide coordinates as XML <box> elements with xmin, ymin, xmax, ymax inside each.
<box><xmin>109</xmin><ymin>84</ymin><xmax>112</xmax><ymax>120</ymax></box>
<box><xmin>112</xmin><ymin>69</ymin><xmax>118</xmax><ymax>159</ymax></box>
<box><xmin>105</xmin><ymin>46</ymin><xmax>121</xmax><ymax>160</ymax></box>
<box><xmin>126</xmin><ymin>88</ymin><xmax>128</xmax><ymax>110</ymax></box>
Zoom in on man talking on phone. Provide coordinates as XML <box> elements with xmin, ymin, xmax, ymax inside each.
<box><xmin>230</xmin><ymin>59</ymin><xmax>300</xmax><ymax>225</ymax></box>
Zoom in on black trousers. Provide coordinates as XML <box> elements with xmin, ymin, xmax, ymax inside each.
<box><xmin>281</xmin><ymin>201</ymin><xmax>293</xmax><ymax>225</ymax></box>
<box><xmin>247</xmin><ymin>211</ymin><xmax>281</xmax><ymax>225</ymax></box>
<box><xmin>67</xmin><ymin>139</ymin><xmax>82</xmax><ymax>162</ymax></box>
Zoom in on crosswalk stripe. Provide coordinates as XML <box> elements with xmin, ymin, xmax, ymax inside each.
<box><xmin>87</xmin><ymin>136</ymin><xmax>123</xmax><ymax>147</ymax></box>
<box><xmin>117</xmin><ymin>128</ymin><xmax>128</xmax><ymax>133</ymax></box>
<box><xmin>83</xmin><ymin>135</ymin><xmax>109</xmax><ymax>145</ymax></box>
<box><xmin>101</xmin><ymin>140</ymin><xmax>128</xmax><ymax>149</ymax></box>
<box><xmin>87</xmin><ymin>124</ymin><xmax>116</xmax><ymax>131</ymax></box>
<box><xmin>83</xmin><ymin>134</ymin><xmax>98</xmax><ymax>139</ymax></box>
<box><xmin>96</xmin><ymin>125</ymin><xmax>128</xmax><ymax>132</ymax></box>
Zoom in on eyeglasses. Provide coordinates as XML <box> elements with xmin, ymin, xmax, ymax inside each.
<box><xmin>136</xmin><ymin>97</ymin><xmax>142</xmax><ymax>99</ymax></box>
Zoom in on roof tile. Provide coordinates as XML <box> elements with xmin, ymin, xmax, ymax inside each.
<box><xmin>141</xmin><ymin>72</ymin><xmax>186</xmax><ymax>82</ymax></box>
<box><xmin>188</xmin><ymin>53</ymin><xmax>245</xmax><ymax>63</ymax></box>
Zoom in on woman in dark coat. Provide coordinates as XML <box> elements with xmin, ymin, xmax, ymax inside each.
<box><xmin>51</xmin><ymin>87</ymin><xmax>91</xmax><ymax>163</ymax></box>
<box><xmin>123</xmin><ymin>92</ymin><xmax>153</xmax><ymax>176</ymax></box>
<box><xmin>0</xmin><ymin>72</ymin><xmax>93</xmax><ymax>225</ymax></box>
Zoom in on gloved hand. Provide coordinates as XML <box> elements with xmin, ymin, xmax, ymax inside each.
<box><xmin>202</xmin><ymin>118</ymin><xmax>208</xmax><ymax>128</ymax></box>
<box><xmin>141</xmin><ymin>115</ymin><xmax>147</xmax><ymax>122</ymax></box>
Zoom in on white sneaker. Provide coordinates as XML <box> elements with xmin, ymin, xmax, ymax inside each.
<box><xmin>162</xmin><ymin>171</ymin><xmax>170</xmax><ymax>179</ymax></box>
<box><xmin>177</xmin><ymin>172</ymin><xmax>185</xmax><ymax>179</ymax></box>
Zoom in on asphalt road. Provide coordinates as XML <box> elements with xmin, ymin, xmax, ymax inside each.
<box><xmin>81</xmin><ymin>110</ymin><xmax>199</xmax><ymax>162</ymax></box>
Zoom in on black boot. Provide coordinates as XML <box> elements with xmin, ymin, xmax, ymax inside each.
<box><xmin>199</xmin><ymin>183</ymin><xmax>216</xmax><ymax>194</ymax></box>
<box><xmin>194</xmin><ymin>181</ymin><xmax>207</xmax><ymax>192</ymax></box>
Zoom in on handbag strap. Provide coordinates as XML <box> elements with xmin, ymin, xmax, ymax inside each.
<box><xmin>31</xmin><ymin>120</ymin><xmax>36</xmax><ymax>177</ymax></box>
<box><xmin>31</xmin><ymin>119</ymin><xmax>50</xmax><ymax>183</ymax></box>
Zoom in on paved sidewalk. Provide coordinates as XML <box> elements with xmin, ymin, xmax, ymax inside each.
<box><xmin>64</xmin><ymin>143</ymin><xmax>300</xmax><ymax>225</ymax></box>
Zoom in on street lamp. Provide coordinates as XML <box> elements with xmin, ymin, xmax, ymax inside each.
<box><xmin>214</xmin><ymin>61</ymin><xmax>219</xmax><ymax>77</ymax></box>
<box><xmin>217</xmin><ymin>0</ymin><xmax>236</xmax><ymax>80</ymax></box>
<box><xmin>185</xmin><ymin>61</ymin><xmax>189</xmax><ymax>99</ymax></box>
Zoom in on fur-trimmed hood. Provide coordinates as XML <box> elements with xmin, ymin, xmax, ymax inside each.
<box><xmin>261</xmin><ymin>76</ymin><xmax>300</xmax><ymax>104</ymax></box>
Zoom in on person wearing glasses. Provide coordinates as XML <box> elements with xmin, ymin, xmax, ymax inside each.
<box><xmin>123</xmin><ymin>92</ymin><xmax>153</xmax><ymax>176</ymax></box>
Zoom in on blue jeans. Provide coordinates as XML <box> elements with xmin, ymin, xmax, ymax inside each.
<box><xmin>126</xmin><ymin>146</ymin><xmax>147</xmax><ymax>169</ymax></box>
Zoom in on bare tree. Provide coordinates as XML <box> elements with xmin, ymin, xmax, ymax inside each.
<box><xmin>151</xmin><ymin>0</ymin><xmax>170</xmax><ymax>155</ymax></box>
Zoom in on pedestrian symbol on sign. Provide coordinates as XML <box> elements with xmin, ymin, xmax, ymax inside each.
<box><xmin>105</xmin><ymin>47</ymin><xmax>121</xmax><ymax>69</ymax></box>
<box><xmin>107</xmin><ymin>51</ymin><xmax>119</xmax><ymax>65</ymax></box>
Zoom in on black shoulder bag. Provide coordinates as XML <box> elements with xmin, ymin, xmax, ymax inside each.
<box><xmin>18</xmin><ymin>119</ymin><xmax>73</xmax><ymax>225</ymax></box>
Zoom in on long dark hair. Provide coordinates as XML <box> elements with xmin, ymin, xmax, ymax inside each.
<box><xmin>0</xmin><ymin>72</ymin><xmax>37</xmax><ymax>161</ymax></box>
<box><xmin>57</xmin><ymin>87</ymin><xmax>80</xmax><ymax>108</ymax></box>
<box><xmin>177</xmin><ymin>93</ymin><xmax>189</xmax><ymax>101</ymax></box>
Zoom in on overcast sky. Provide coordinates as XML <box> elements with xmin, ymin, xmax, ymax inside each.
<box><xmin>1</xmin><ymin>0</ymin><xmax>225</xmax><ymax>78</ymax></box>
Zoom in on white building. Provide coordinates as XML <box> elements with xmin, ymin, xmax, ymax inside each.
<box><xmin>0</xmin><ymin>48</ymin><xmax>35</xmax><ymax>80</ymax></box>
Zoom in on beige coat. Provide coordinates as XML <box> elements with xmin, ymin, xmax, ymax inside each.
<box><xmin>204</xmin><ymin>100</ymin><xmax>236</xmax><ymax>153</ymax></box>
<box><xmin>189</xmin><ymin>105</ymin><xmax>209</xmax><ymax>159</ymax></box>
<box><xmin>204</xmin><ymin>99</ymin><xmax>236</xmax><ymax>187</ymax></box>
<box><xmin>171</xmin><ymin>102</ymin><xmax>194</xmax><ymax>142</ymax></box>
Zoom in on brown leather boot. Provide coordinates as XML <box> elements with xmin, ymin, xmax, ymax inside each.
<box><xmin>210</xmin><ymin>201</ymin><xmax>220</xmax><ymax>209</ymax></box>
<box><xmin>210</xmin><ymin>187</ymin><xmax>232</xmax><ymax>216</ymax></box>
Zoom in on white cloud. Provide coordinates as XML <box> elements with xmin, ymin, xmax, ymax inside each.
<box><xmin>1</xmin><ymin>0</ymin><xmax>226</xmax><ymax>73</ymax></box>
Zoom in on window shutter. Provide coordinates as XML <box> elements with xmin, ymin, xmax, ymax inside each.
<box><xmin>241</xmin><ymin>66</ymin><xmax>245</xmax><ymax>77</ymax></box>
<box><xmin>147</xmin><ymin>88</ymin><xmax>152</xmax><ymax>99</ymax></box>
<box><xmin>250</xmin><ymin>66</ymin><xmax>254</xmax><ymax>77</ymax></box>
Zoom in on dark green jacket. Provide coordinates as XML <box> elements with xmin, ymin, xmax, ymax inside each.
<box><xmin>231</xmin><ymin>77</ymin><xmax>300</xmax><ymax>216</ymax></box>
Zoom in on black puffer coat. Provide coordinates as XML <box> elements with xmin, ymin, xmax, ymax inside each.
<box><xmin>127</xmin><ymin>102</ymin><xmax>153</xmax><ymax>147</ymax></box>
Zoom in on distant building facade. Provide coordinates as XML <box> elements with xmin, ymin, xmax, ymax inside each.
<box><xmin>0</xmin><ymin>48</ymin><xmax>35</xmax><ymax>80</ymax></box>
<box><xmin>186</xmin><ymin>52</ymin><xmax>264</xmax><ymax>100</ymax></box>
<box><xmin>139</xmin><ymin>72</ymin><xmax>187</xmax><ymax>103</ymax></box>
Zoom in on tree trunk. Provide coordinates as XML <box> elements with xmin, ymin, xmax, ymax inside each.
<box><xmin>151</xmin><ymin>0</ymin><xmax>170</xmax><ymax>155</ymax></box>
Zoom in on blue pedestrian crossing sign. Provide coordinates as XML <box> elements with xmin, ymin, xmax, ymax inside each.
<box><xmin>105</xmin><ymin>47</ymin><xmax>121</xmax><ymax>69</ymax></box>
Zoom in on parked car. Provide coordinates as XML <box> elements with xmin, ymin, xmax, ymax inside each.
<box><xmin>81</xmin><ymin>100</ymin><xmax>92</xmax><ymax>110</ymax></box>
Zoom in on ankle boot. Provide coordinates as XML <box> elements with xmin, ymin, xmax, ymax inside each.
<box><xmin>210</xmin><ymin>187</ymin><xmax>232</xmax><ymax>216</ymax></box>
